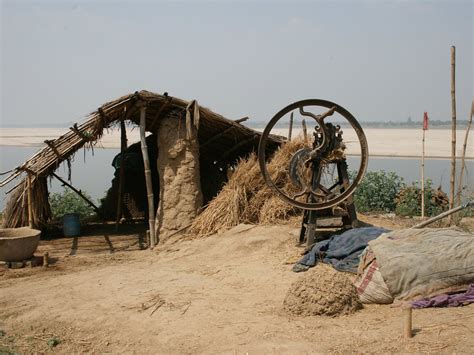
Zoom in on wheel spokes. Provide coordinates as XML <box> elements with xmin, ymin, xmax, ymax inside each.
<box><xmin>258</xmin><ymin>99</ymin><xmax>368</xmax><ymax>210</ymax></box>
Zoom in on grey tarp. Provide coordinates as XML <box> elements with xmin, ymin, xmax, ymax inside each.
<box><xmin>369</xmin><ymin>228</ymin><xmax>474</xmax><ymax>301</ymax></box>
<box><xmin>293</xmin><ymin>227</ymin><xmax>390</xmax><ymax>273</ymax></box>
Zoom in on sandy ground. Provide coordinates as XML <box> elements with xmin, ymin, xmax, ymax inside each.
<box><xmin>1</xmin><ymin>217</ymin><xmax>473</xmax><ymax>354</ymax></box>
<box><xmin>1</xmin><ymin>127</ymin><xmax>472</xmax><ymax>158</ymax></box>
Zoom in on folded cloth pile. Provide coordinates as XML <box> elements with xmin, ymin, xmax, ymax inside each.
<box><xmin>293</xmin><ymin>227</ymin><xmax>391</xmax><ymax>273</ymax></box>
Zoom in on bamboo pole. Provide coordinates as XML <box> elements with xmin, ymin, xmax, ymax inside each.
<box><xmin>288</xmin><ymin>112</ymin><xmax>293</xmax><ymax>141</ymax></box>
<box><xmin>115</xmin><ymin>118</ymin><xmax>128</xmax><ymax>230</ymax></box>
<box><xmin>412</xmin><ymin>200</ymin><xmax>473</xmax><ymax>229</ymax></box>
<box><xmin>27</xmin><ymin>173</ymin><xmax>33</xmax><ymax>228</ymax></box>
<box><xmin>139</xmin><ymin>105</ymin><xmax>156</xmax><ymax>248</ymax></box>
<box><xmin>449</xmin><ymin>46</ymin><xmax>456</xmax><ymax>224</ymax></box>
<box><xmin>302</xmin><ymin>119</ymin><xmax>308</xmax><ymax>143</ymax></box>
<box><xmin>457</xmin><ymin>100</ymin><xmax>473</xmax><ymax>206</ymax></box>
<box><xmin>421</xmin><ymin>128</ymin><xmax>426</xmax><ymax>218</ymax></box>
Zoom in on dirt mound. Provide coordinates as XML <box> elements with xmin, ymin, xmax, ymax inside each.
<box><xmin>283</xmin><ymin>265</ymin><xmax>362</xmax><ymax>317</ymax></box>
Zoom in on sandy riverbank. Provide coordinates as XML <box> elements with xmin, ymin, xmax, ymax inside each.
<box><xmin>1</xmin><ymin>221</ymin><xmax>473</xmax><ymax>353</ymax></box>
<box><xmin>0</xmin><ymin>127</ymin><xmax>472</xmax><ymax>159</ymax></box>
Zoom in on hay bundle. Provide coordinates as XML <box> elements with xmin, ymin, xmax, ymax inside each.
<box><xmin>283</xmin><ymin>265</ymin><xmax>362</xmax><ymax>317</ymax></box>
<box><xmin>245</xmin><ymin>139</ymin><xmax>304</xmax><ymax>222</ymax></box>
<box><xmin>189</xmin><ymin>154</ymin><xmax>260</xmax><ymax>236</ymax></box>
<box><xmin>259</xmin><ymin>196</ymin><xmax>296</xmax><ymax>224</ymax></box>
<box><xmin>190</xmin><ymin>138</ymin><xmax>306</xmax><ymax>237</ymax></box>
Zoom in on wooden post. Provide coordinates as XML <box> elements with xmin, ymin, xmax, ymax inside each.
<box><xmin>403</xmin><ymin>306</ymin><xmax>413</xmax><ymax>338</ymax></box>
<box><xmin>139</xmin><ymin>105</ymin><xmax>156</xmax><ymax>248</ymax></box>
<box><xmin>43</xmin><ymin>252</ymin><xmax>49</xmax><ymax>268</ymax></box>
<box><xmin>115</xmin><ymin>118</ymin><xmax>128</xmax><ymax>230</ymax></box>
<box><xmin>449</xmin><ymin>46</ymin><xmax>456</xmax><ymax>224</ymax></box>
<box><xmin>288</xmin><ymin>112</ymin><xmax>294</xmax><ymax>141</ymax></box>
<box><xmin>27</xmin><ymin>173</ymin><xmax>33</xmax><ymax>228</ymax></box>
<box><xmin>302</xmin><ymin>119</ymin><xmax>308</xmax><ymax>143</ymax></box>
<box><xmin>421</xmin><ymin>128</ymin><xmax>426</xmax><ymax>219</ymax></box>
<box><xmin>457</xmin><ymin>100</ymin><xmax>473</xmax><ymax>206</ymax></box>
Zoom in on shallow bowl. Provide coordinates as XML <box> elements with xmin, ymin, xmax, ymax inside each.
<box><xmin>0</xmin><ymin>227</ymin><xmax>41</xmax><ymax>262</ymax></box>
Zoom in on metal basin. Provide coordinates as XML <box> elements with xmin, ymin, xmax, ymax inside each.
<box><xmin>0</xmin><ymin>227</ymin><xmax>41</xmax><ymax>262</ymax></box>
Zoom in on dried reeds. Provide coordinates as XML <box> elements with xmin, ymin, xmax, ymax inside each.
<box><xmin>189</xmin><ymin>138</ymin><xmax>306</xmax><ymax>237</ymax></box>
<box><xmin>2</xmin><ymin>177</ymin><xmax>51</xmax><ymax>228</ymax></box>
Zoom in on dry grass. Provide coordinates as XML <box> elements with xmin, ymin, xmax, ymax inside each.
<box><xmin>190</xmin><ymin>138</ymin><xmax>306</xmax><ymax>237</ymax></box>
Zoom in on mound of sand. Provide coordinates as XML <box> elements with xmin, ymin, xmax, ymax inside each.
<box><xmin>283</xmin><ymin>265</ymin><xmax>362</xmax><ymax>317</ymax></box>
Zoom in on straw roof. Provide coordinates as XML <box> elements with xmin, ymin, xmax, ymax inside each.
<box><xmin>1</xmin><ymin>90</ymin><xmax>284</xmax><ymax>228</ymax></box>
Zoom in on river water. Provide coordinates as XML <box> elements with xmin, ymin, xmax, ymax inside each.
<box><xmin>0</xmin><ymin>146</ymin><xmax>472</xmax><ymax>210</ymax></box>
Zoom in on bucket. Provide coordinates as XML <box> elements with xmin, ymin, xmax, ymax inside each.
<box><xmin>63</xmin><ymin>213</ymin><xmax>81</xmax><ymax>237</ymax></box>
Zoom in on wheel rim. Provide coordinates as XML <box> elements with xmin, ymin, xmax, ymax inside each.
<box><xmin>258</xmin><ymin>99</ymin><xmax>369</xmax><ymax>210</ymax></box>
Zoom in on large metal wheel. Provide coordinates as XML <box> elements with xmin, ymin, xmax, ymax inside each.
<box><xmin>258</xmin><ymin>99</ymin><xmax>368</xmax><ymax>210</ymax></box>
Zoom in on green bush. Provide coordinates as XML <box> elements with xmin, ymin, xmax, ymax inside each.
<box><xmin>352</xmin><ymin>170</ymin><xmax>405</xmax><ymax>213</ymax></box>
<box><xmin>350</xmin><ymin>170</ymin><xmax>450</xmax><ymax>217</ymax></box>
<box><xmin>49</xmin><ymin>188</ymin><xmax>95</xmax><ymax>219</ymax></box>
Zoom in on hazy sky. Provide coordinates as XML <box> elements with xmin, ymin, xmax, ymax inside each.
<box><xmin>1</xmin><ymin>0</ymin><xmax>472</xmax><ymax>126</ymax></box>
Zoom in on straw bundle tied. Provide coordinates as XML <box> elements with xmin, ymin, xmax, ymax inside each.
<box><xmin>189</xmin><ymin>138</ymin><xmax>306</xmax><ymax>237</ymax></box>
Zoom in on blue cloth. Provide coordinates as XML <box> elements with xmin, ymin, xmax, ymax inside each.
<box><xmin>293</xmin><ymin>227</ymin><xmax>390</xmax><ymax>273</ymax></box>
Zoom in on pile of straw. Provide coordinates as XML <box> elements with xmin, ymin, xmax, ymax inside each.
<box><xmin>190</xmin><ymin>138</ymin><xmax>306</xmax><ymax>237</ymax></box>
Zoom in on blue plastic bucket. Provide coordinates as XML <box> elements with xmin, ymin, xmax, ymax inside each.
<box><xmin>63</xmin><ymin>213</ymin><xmax>81</xmax><ymax>237</ymax></box>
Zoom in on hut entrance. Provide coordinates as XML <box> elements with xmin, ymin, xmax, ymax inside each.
<box><xmin>100</xmin><ymin>134</ymin><xmax>159</xmax><ymax>222</ymax></box>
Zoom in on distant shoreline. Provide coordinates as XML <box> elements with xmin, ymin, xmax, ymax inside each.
<box><xmin>1</xmin><ymin>120</ymin><xmax>471</xmax><ymax>130</ymax></box>
<box><xmin>0</xmin><ymin>127</ymin><xmax>472</xmax><ymax>159</ymax></box>
<box><xmin>0</xmin><ymin>144</ymin><xmax>472</xmax><ymax>160</ymax></box>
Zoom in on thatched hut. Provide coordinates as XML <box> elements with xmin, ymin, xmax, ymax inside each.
<box><xmin>1</xmin><ymin>90</ymin><xmax>282</xmax><ymax>242</ymax></box>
